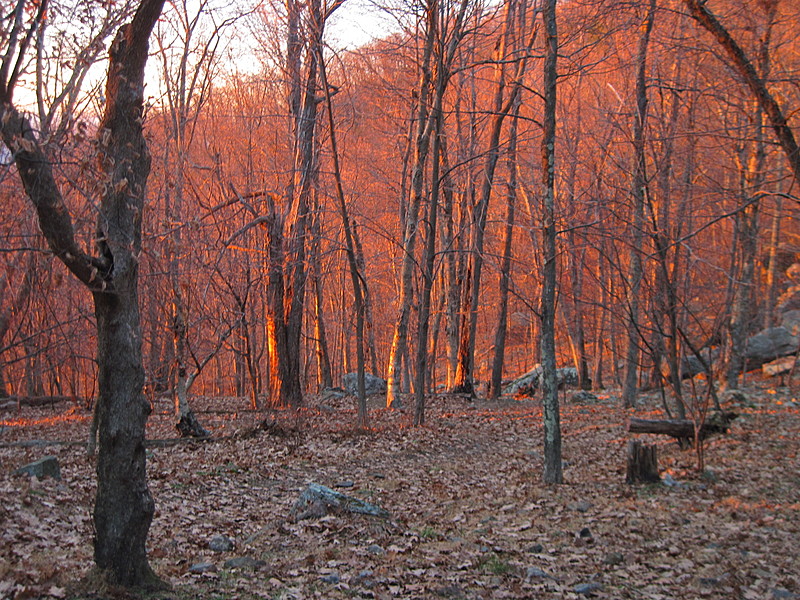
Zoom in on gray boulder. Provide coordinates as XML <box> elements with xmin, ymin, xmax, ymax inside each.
<box><xmin>15</xmin><ymin>456</ymin><xmax>61</xmax><ymax>480</ymax></box>
<box><xmin>343</xmin><ymin>372</ymin><xmax>387</xmax><ymax>396</ymax></box>
<box><xmin>745</xmin><ymin>326</ymin><xmax>798</xmax><ymax>369</ymax></box>
<box><xmin>503</xmin><ymin>365</ymin><xmax>578</xmax><ymax>397</ymax></box>
<box><xmin>678</xmin><ymin>347</ymin><xmax>719</xmax><ymax>378</ymax></box>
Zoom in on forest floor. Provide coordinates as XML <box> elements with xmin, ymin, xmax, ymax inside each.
<box><xmin>1</xmin><ymin>378</ymin><xmax>799</xmax><ymax>600</ymax></box>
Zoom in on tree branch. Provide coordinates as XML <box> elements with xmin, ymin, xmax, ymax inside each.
<box><xmin>684</xmin><ymin>0</ymin><xmax>800</xmax><ymax>182</ymax></box>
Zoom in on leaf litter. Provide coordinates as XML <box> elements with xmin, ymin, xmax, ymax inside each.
<box><xmin>0</xmin><ymin>382</ymin><xmax>798</xmax><ymax>599</ymax></box>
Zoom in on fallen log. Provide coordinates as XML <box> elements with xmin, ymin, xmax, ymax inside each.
<box><xmin>0</xmin><ymin>395</ymin><xmax>81</xmax><ymax>410</ymax></box>
<box><xmin>291</xmin><ymin>482</ymin><xmax>390</xmax><ymax>521</ymax></box>
<box><xmin>628</xmin><ymin>411</ymin><xmax>737</xmax><ymax>441</ymax></box>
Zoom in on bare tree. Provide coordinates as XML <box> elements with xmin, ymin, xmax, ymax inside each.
<box><xmin>683</xmin><ymin>0</ymin><xmax>800</xmax><ymax>184</ymax></box>
<box><xmin>385</xmin><ymin>0</ymin><xmax>438</xmax><ymax>410</ymax></box>
<box><xmin>154</xmin><ymin>0</ymin><xmax>241</xmax><ymax>435</ymax></box>
<box><xmin>1</xmin><ymin>0</ymin><xmax>167</xmax><ymax>587</ymax></box>
<box><xmin>621</xmin><ymin>0</ymin><xmax>656</xmax><ymax>409</ymax></box>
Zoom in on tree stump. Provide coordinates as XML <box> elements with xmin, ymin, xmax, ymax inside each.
<box><xmin>626</xmin><ymin>440</ymin><xmax>660</xmax><ymax>484</ymax></box>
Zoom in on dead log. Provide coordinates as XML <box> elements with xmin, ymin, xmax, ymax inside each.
<box><xmin>626</xmin><ymin>440</ymin><xmax>660</xmax><ymax>484</ymax></box>
<box><xmin>291</xmin><ymin>482</ymin><xmax>390</xmax><ymax>521</ymax></box>
<box><xmin>628</xmin><ymin>411</ymin><xmax>737</xmax><ymax>441</ymax></box>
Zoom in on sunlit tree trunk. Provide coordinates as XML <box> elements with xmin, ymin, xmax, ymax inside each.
<box><xmin>414</xmin><ymin>104</ymin><xmax>443</xmax><ymax>425</ymax></box>
<box><xmin>386</xmin><ymin>0</ymin><xmax>436</xmax><ymax>409</ymax></box>
<box><xmin>622</xmin><ymin>0</ymin><xmax>655</xmax><ymax>409</ymax></box>
<box><xmin>310</xmin><ymin>208</ymin><xmax>334</xmax><ymax>390</ymax></box>
<box><xmin>489</xmin><ymin>99</ymin><xmax>520</xmax><ymax>400</ymax></box>
<box><xmin>452</xmin><ymin>0</ymin><xmax>529</xmax><ymax>396</ymax></box>
<box><xmin>264</xmin><ymin>0</ymin><xmax>329</xmax><ymax>408</ymax></box>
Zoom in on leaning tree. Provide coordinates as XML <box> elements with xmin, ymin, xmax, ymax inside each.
<box><xmin>1</xmin><ymin>0</ymin><xmax>167</xmax><ymax>588</ymax></box>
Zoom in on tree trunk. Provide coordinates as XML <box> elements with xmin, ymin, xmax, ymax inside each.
<box><xmin>319</xmin><ymin>50</ymin><xmax>369</xmax><ymax>428</ymax></box>
<box><xmin>92</xmin><ymin>288</ymin><xmax>160</xmax><ymax>586</ymax></box>
<box><xmin>489</xmin><ymin>99</ymin><xmax>520</xmax><ymax>400</ymax></box>
<box><xmin>414</xmin><ymin>115</ymin><xmax>442</xmax><ymax>424</ymax></box>
<box><xmin>622</xmin><ymin>0</ymin><xmax>655</xmax><ymax>409</ymax></box>
<box><xmin>386</xmin><ymin>0</ymin><xmax>436</xmax><ymax>409</ymax></box>
<box><xmin>452</xmin><ymin>0</ymin><xmax>528</xmax><ymax>395</ymax></box>
<box><xmin>684</xmin><ymin>0</ymin><xmax>800</xmax><ymax>184</ymax></box>
<box><xmin>1</xmin><ymin>0</ymin><xmax>166</xmax><ymax>586</ymax></box>
<box><xmin>540</xmin><ymin>0</ymin><xmax>562</xmax><ymax>485</ymax></box>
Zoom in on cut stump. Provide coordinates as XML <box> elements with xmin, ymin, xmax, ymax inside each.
<box><xmin>626</xmin><ymin>440</ymin><xmax>660</xmax><ymax>484</ymax></box>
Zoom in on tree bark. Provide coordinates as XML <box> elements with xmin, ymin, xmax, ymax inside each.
<box><xmin>540</xmin><ymin>0</ymin><xmax>562</xmax><ymax>485</ymax></box>
<box><xmin>626</xmin><ymin>440</ymin><xmax>660</xmax><ymax>484</ymax></box>
<box><xmin>386</xmin><ymin>0</ymin><xmax>436</xmax><ymax>409</ymax></box>
<box><xmin>0</xmin><ymin>0</ymin><xmax>167</xmax><ymax>587</ymax></box>
<box><xmin>489</xmin><ymin>99</ymin><xmax>520</xmax><ymax>400</ymax></box>
<box><xmin>622</xmin><ymin>0</ymin><xmax>656</xmax><ymax>409</ymax></box>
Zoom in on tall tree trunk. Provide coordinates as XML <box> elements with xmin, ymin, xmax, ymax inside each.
<box><xmin>319</xmin><ymin>48</ymin><xmax>369</xmax><ymax>428</ymax></box>
<box><xmin>0</xmin><ymin>0</ymin><xmax>167</xmax><ymax>586</ymax></box>
<box><xmin>489</xmin><ymin>97</ymin><xmax>521</xmax><ymax>400</ymax></box>
<box><xmin>386</xmin><ymin>0</ymin><xmax>437</xmax><ymax>409</ymax></box>
<box><xmin>413</xmin><ymin>0</ymin><xmax>470</xmax><ymax>422</ymax></box>
<box><xmin>414</xmin><ymin>106</ymin><xmax>443</xmax><ymax>425</ymax></box>
<box><xmin>451</xmin><ymin>0</ymin><xmax>529</xmax><ymax>395</ymax></box>
<box><xmin>622</xmin><ymin>0</ymin><xmax>655</xmax><ymax>409</ymax></box>
<box><xmin>540</xmin><ymin>0</ymin><xmax>562</xmax><ymax>485</ymax></box>
<box><xmin>266</xmin><ymin>0</ymin><xmax>327</xmax><ymax>408</ymax></box>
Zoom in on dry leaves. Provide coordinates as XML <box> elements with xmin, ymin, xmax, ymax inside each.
<box><xmin>1</xmin><ymin>384</ymin><xmax>798</xmax><ymax>599</ymax></box>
